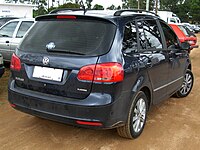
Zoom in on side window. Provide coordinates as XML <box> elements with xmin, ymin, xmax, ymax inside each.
<box><xmin>123</xmin><ymin>21</ymin><xmax>137</xmax><ymax>52</ymax></box>
<box><xmin>16</xmin><ymin>21</ymin><xmax>34</xmax><ymax>38</ymax></box>
<box><xmin>170</xmin><ymin>18</ymin><xmax>176</xmax><ymax>23</ymax></box>
<box><xmin>0</xmin><ymin>21</ymin><xmax>18</xmax><ymax>38</ymax></box>
<box><xmin>160</xmin><ymin>21</ymin><xmax>178</xmax><ymax>49</ymax></box>
<box><xmin>137</xmin><ymin>19</ymin><xmax>163</xmax><ymax>50</ymax></box>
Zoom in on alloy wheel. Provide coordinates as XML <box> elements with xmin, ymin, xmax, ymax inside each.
<box><xmin>132</xmin><ymin>98</ymin><xmax>146</xmax><ymax>133</ymax></box>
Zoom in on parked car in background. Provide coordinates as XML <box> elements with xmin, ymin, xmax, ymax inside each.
<box><xmin>179</xmin><ymin>24</ymin><xmax>196</xmax><ymax>37</ymax></box>
<box><xmin>180</xmin><ymin>25</ymin><xmax>198</xmax><ymax>49</ymax></box>
<box><xmin>169</xmin><ymin>24</ymin><xmax>198</xmax><ymax>51</ymax></box>
<box><xmin>0</xmin><ymin>53</ymin><xmax>4</xmax><ymax>78</ymax></box>
<box><xmin>0</xmin><ymin>17</ymin><xmax>19</xmax><ymax>27</ymax></box>
<box><xmin>181</xmin><ymin>23</ymin><xmax>199</xmax><ymax>33</ymax></box>
<box><xmin>191</xmin><ymin>24</ymin><xmax>200</xmax><ymax>33</ymax></box>
<box><xmin>8</xmin><ymin>9</ymin><xmax>193</xmax><ymax>139</ymax></box>
<box><xmin>0</xmin><ymin>18</ymin><xmax>35</xmax><ymax>62</ymax></box>
<box><xmin>157</xmin><ymin>11</ymin><xmax>181</xmax><ymax>24</ymax></box>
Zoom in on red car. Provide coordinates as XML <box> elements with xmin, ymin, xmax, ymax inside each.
<box><xmin>169</xmin><ymin>24</ymin><xmax>198</xmax><ymax>51</ymax></box>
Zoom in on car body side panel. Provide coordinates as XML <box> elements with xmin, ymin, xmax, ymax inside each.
<box><xmin>0</xmin><ymin>37</ymin><xmax>12</xmax><ymax>61</ymax></box>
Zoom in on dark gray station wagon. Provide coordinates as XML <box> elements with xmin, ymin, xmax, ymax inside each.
<box><xmin>8</xmin><ymin>9</ymin><xmax>194</xmax><ymax>139</ymax></box>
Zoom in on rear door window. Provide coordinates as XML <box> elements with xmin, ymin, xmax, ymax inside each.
<box><xmin>16</xmin><ymin>21</ymin><xmax>34</xmax><ymax>38</ymax></box>
<box><xmin>19</xmin><ymin>19</ymin><xmax>116</xmax><ymax>56</ymax></box>
<box><xmin>137</xmin><ymin>19</ymin><xmax>163</xmax><ymax>50</ymax></box>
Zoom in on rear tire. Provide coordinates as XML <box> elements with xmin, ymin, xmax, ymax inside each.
<box><xmin>175</xmin><ymin>69</ymin><xmax>194</xmax><ymax>98</ymax></box>
<box><xmin>117</xmin><ymin>91</ymin><xmax>148</xmax><ymax>139</ymax></box>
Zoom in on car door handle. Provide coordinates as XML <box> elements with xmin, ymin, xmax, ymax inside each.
<box><xmin>5</xmin><ymin>41</ymin><xmax>9</xmax><ymax>43</ymax></box>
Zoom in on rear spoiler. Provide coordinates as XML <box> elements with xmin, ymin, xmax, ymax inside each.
<box><xmin>35</xmin><ymin>14</ymin><xmax>117</xmax><ymax>25</ymax></box>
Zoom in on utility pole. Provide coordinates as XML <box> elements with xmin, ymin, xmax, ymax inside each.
<box><xmin>47</xmin><ymin>0</ymin><xmax>49</xmax><ymax>12</ymax></box>
<box><xmin>155</xmin><ymin>0</ymin><xmax>158</xmax><ymax>14</ymax></box>
<box><xmin>138</xmin><ymin>0</ymin><xmax>140</xmax><ymax>9</ymax></box>
<box><xmin>146</xmin><ymin>0</ymin><xmax>150</xmax><ymax>11</ymax></box>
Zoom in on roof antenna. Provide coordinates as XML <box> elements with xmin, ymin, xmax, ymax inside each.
<box><xmin>79</xmin><ymin>0</ymin><xmax>87</xmax><ymax>15</ymax></box>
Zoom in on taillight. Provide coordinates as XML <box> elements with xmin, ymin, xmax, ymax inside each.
<box><xmin>10</xmin><ymin>103</ymin><xmax>16</xmax><ymax>108</ymax></box>
<box><xmin>56</xmin><ymin>15</ymin><xmax>76</xmax><ymax>19</ymax></box>
<box><xmin>77</xmin><ymin>62</ymin><xmax>124</xmax><ymax>82</ymax></box>
<box><xmin>10</xmin><ymin>53</ymin><xmax>21</xmax><ymax>71</ymax></box>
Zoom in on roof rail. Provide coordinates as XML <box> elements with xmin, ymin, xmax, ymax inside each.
<box><xmin>49</xmin><ymin>8</ymin><xmax>84</xmax><ymax>14</ymax></box>
<box><xmin>114</xmin><ymin>9</ymin><xmax>159</xmax><ymax>17</ymax></box>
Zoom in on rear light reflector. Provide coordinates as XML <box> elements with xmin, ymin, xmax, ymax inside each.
<box><xmin>10</xmin><ymin>53</ymin><xmax>21</xmax><ymax>71</ymax></box>
<box><xmin>10</xmin><ymin>104</ymin><xmax>16</xmax><ymax>107</ymax></box>
<box><xmin>56</xmin><ymin>15</ymin><xmax>76</xmax><ymax>19</ymax></box>
<box><xmin>76</xmin><ymin>120</ymin><xmax>102</xmax><ymax>126</ymax></box>
<box><xmin>77</xmin><ymin>62</ymin><xmax>124</xmax><ymax>82</ymax></box>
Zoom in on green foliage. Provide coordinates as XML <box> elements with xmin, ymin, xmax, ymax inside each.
<box><xmin>107</xmin><ymin>4</ymin><xmax>116</xmax><ymax>10</ymax></box>
<box><xmin>122</xmin><ymin>0</ymin><xmax>154</xmax><ymax>9</ymax></box>
<box><xmin>33</xmin><ymin>0</ymin><xmax>47</xmax><ymax>17</ymax></box>
<box><xmin>86</xmin><ymin>0</ymin><xmax>93</xmax><ymax>9</ymax></box>
<box><xmin>117</xmin><ymin>5</ymin><xmax>122</xmax><ymax>10</ymax></box>
<box><xmin>159</xmin><ymin>0</ymin><xmax>200</xmax><ymax>22</ymax></box>
<box><xmin>93</xmin><ymin>4</ymin><xmax>104</xmax><ymax>10</ymax></box>
<box><xmin>189</xmin><ymin>0</ymin><xmax>200</xmax><ymax>22</ymax></box>
<box><xmin>122</xmin><ymin>0</ymin><xmax>129</xmax><ymax>9</ymax></box>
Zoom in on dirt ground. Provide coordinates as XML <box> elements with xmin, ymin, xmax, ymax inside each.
<box><xmin>0</xmin><ymin>35</ymin><xmax>200</xmax><ymax>150</ymax></box>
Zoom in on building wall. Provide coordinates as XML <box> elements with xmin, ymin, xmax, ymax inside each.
<box><xmin>0</xmin><ymin>3</ymin><xmax>34</xmax><ymax>18</ymax></box>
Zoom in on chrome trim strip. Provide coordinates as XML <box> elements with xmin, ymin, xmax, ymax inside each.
<box><xmin>153</xmin><ymin>76</ymin><xmax>183</xmax><ymax>92</ymax></box>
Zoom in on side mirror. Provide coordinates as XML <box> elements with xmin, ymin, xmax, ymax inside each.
<box><xmin>180</xmin><ymin>42</ymin><xmax>190</xmax><ymax>50</ymax></box>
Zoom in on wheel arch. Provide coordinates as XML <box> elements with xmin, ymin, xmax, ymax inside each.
<box><xmin>140</xmin><ymin>86</ymin><xmax>151</xmax><ymax>110</ymax></box>
<box><xmin>188</xmin><ymin>64</ymin><xmax>192</xmax><ymax>70</ymax></box>
<box><xmin>131</xmin><ymin>75</ymin><xmax>152</xmax><ymax>111</ymax></box>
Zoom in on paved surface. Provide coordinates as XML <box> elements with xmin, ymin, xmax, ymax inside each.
<box><xmin>0</xmin><ymin>35</ymin><xmax>200</xmax><ymax>150</ymax></box>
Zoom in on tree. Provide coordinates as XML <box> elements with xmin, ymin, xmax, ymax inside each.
<box><xmin>75</xmin><ymin>0</ymin><xmax>79</xmax><ymax>4</ymax></box>
<box><xmin>122</xmin><ymin>0</ymin><xmax>148</xmax><ymax>9</ymax></box>
<box><xmin>189</xmin><ymin>0</ymin><xmax>200</xmax><ymax>23</ymax></box>
<box><xmin>122</xmin><ymin>0</ymin><xmax>129</xmax><ymax>9</ymax></box>
<box><xmin>107</xmin><ymin>4</ymin><xmax>116</xmax><ymax>10</ymax></box>
<box><xmin>33</xmin><ymin>0</ymin><xmax>48</xmax><ymax>17</ymax></box>
<box><xmin>93</xmin><ymin>4</ymin><xmax>104</xmax><ymax>10</ymax></box>
<box><xmin>86</xmin><ymin>0</ymin><xmax>93</xmax><ymax>9</ymax></box>
<box><xmin>159</xmin><ymin>0</ymin><xmax>200</xmax><ymax>23</ymax></box>
<box><xmin>117</xmin><ymin>5</ymin><xmax>122</xmax><ymax>10</ymax></box>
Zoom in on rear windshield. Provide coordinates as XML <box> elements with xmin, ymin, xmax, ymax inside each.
<box><xmin>19</xmin><ymin>19</ymin><xmax>116</xmax><ymax>56</ymax></box>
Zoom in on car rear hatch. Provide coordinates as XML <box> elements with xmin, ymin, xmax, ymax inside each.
<box><xmin>11</xmin><ymin>14</ymin><xmax>116</xmax><ymax>99</ymax></box>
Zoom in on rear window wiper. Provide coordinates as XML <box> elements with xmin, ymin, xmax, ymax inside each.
<box><xmin>46</xmin><ymin>48</ymin><xmax>85</xmax><ymax>55</ymax></box>
<box><xmin>0</xmin><ymin>34</ymin><xmax>10</xmax><ymax>37</ymax></box>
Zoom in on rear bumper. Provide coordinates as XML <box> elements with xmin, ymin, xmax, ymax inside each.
<box><xmin>0</xmin><ymin>65</ymin><xmax>4</xmax><ymax>78</ymax></box>
<box><xmin>8</xmin><ymin>80</ymin><xmax>130</xmax><ymax>129</ymax></box>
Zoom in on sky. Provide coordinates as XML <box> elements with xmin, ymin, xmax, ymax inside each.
<box><xmin>92</xmin><ymin>0</ymin><xmax>122</xmax><ymax>8</ymax></box>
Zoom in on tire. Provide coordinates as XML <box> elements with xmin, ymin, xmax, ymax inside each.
<box><xmin>175</xmin><ymin>69</ymin><xmax>194</xmax><ymax>98</ymax></box>
<box><xmin>117</xmin><ymin>91</ymin><xmax>148</xmax><ymax>139</ymax></box>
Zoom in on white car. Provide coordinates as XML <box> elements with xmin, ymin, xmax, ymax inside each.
<box><xmin>0</xmin><ymin>53</ymin><xmax>4</xmax><ymax>78</ymax></box>
<box><xmin>0</xmin><ymin>18</ymin><xmax>35</xmax><ymax>62</ymax></box>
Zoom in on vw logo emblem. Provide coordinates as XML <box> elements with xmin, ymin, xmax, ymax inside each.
<box><xmin>43</xmin><ymin>57</ymin><xmax>49</xmax><ymax>65</ymax></box>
